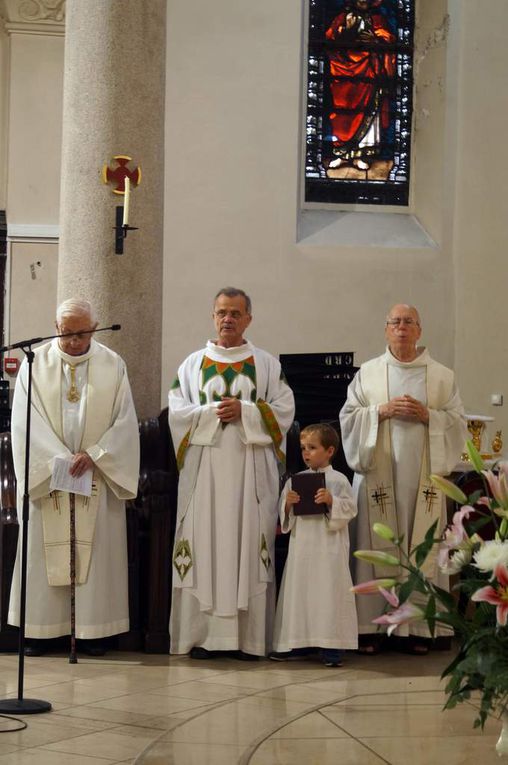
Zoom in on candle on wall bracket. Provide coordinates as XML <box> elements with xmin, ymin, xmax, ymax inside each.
<box><xmin>101</xmin><ymin>155</ymin><xmax>142</xmax><ymax>254</ymax></box>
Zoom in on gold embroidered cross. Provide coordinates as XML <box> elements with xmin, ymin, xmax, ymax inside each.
<box><xmin>371</xmin><ymin>485</ymin><xmax>391</xmax><ymax>516</ymax></box>
<box><xmin>67</xmin><ymin>365</ymin><xmax>80</xmax><ymax>403</ymax></box>
<box><xmin>422</xmin><ymin>486</ymin><xmax>438</xmax><ymax>514</ymax></box>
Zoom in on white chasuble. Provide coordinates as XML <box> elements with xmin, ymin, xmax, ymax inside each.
<box><xmin>8</xmin><ymin>339</ymin><xmax>139</xmax><ymax>640</ymax></box>
<box><xmin>340</xmin><ymin>348</ymin><xmax>467</xmax><ymax>637</ymax></box>
<box><xmin>168</xmin><ymin>340</ymin><xmax>295</xmax><ymax>655</ymax></box>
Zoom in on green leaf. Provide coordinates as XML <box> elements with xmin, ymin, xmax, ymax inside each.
<box><xmin>432</xmin><ymin>612</ymin><xmax>466</xmax><ymax>630</ymax></box>
<box><xmin>465</xmin><ymin>440</ymin><xmax>485</xmax><ymax>473</ymax></box>
<box><xmin>467</xmin><ymin>514</ymin><xmax>495</xmax><ymax>535</ymax></box>
<box><xmin>425</xmin><ymin>596</ymin><xmax>436</xmax><ymax>637</ymax></box>
<box><xmin>466</xmin><ymin>489</ymin><xmax>483</xmax><ymax>506</ymax></box>
<box><xmin>413</xmin><ymin>520</ymin><xmax>439</xmax><ymax>568</ymax></box>
<box><xmin>430</xmin><ymin>584</ymin><xmax>457</xmax><ymax>611</ymax></box>
<box><xmin>397</xmin><ymin>572</ymin><xmax>428</xmax><ymax>603</ymax></box>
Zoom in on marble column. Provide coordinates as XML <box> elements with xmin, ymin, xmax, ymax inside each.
<box><xmin>58</xmin><ymin>0</ymin><xmax>166</xmax><ymax>418</ymax></box>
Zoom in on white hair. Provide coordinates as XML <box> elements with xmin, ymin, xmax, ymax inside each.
<box><xmin>56</xmin><ymin>298</ymin><xmax>97</xmax><ymax>325</ymax></box>
<box><xmin>386</xmin><ymin>303</ymin><xmax>421</xmax><ymax>327</ymax></box>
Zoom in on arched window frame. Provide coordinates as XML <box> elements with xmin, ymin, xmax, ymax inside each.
<box><xmin>304</xmin><ymin>0</ymin><xmax>415</xmax><ymax>207</ymax></box>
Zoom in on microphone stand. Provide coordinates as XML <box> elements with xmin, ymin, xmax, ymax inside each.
<box><xmin>0</xmin><ymin>325</ymin><xmax>120</xmax><ymax>715</ymax></box>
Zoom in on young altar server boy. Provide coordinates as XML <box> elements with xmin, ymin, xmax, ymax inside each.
<box><xmin>271</xmin><ymin>424</ymin><xmax>358</xmax><ymax>666</ymax></box>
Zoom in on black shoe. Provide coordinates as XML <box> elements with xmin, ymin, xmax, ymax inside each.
<box><xmin>357</xmin><ymin>634</ymin><xmax>385</xmax><ymax>655</ymax></box>
<box><xmin>24</xmin><ymin>639</ymin><xmax>45</xmax><ymax>657</ymax></box>
<box><xmin>321</xmin><ymin>649</ymin><xmax>344</xmax><ymax>667</ymax></box>
<box><xmin>393</xmin><ymin>636</ymin><xmax>429</xmax><ymax>655</ymax></box>
<box><xmin>433</xmin><ymin>636</ymin><xmax>452</xmax><ymax>651</ymax></box>
<box><xmin>78</xmin><ymin>640</ymin><xmax>106</xmax><ymax>657</ymax></box>
<box><xmin>268</xmin><ymin>651</ymin><xmax>293</xmax><ymax>662</ymax></box>
<box><xmin>230</xmin><ymin>650</ymin><xmax>259</xmax><ymax>661</ymax></box>
<box><xmin>323</xmin><ymin>659</ymin><xmax>343</xmax><ymax>667</ymax></box>
<box><xmin>189</xmin><ymin>646</ymin><xmax>217</xmax><ymax>660</ymax></box>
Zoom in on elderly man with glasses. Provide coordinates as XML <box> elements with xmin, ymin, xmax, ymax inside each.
<box><xmin>168</xmin><ymin>287</ymin><xmax>295</xmax><ymax>659</ymax></box>
<box><xmin>8</xmin><ymin>298</ymin><xmax>139</xmax><ymax>656</ymax></box>
<box><xmin>340</xmin><ymin>304</ymin><xmax>467</xmax><ymax>654</ymax></box>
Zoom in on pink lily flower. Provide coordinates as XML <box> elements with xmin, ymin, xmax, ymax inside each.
<box><xmin>438</xmin><ymin>546</ymin><xmax>472</xmax><ymax>575</ymax></box>
<box><xmin>351</xmin><ymin>578</ymin><xmax>397</xmax><ymax>595</ymax></box>
<box><xmin>379</xmin><ymin>586</ymin><xmax>399</xmax><ymax>608</ymax></box>
<box><xmin>438</xmin><ymin>506</ymin><xmax>474</xmax><ymax>573</ymax></box>
<box><xmin>482</xmin><ymin>469</ymin><xmax>508</xmax><ymax>511</ymax></box>
<box><xmin>442</xmin><ymin>506</ymin><xmax>474</xmax><ymax>549</ymax></box>
<box><xmin>471</xmin><ymin>563</ymin><xmax>508</xmax><ymax>626</ymax></box>
<box><xmin>372</xmin><ymin>601</ymin><xmax>424</xmax><ymax>636</ymax></box>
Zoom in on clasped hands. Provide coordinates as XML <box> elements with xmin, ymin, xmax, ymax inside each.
<box><xmin>379</xmin><ymin>394</ymin><xmax>429</xmax><ymax>424</ymax></box>
<box><xmin>285</xmin><ymin>488</ymin><xmax>333</xmax><ymax>512</ymax></box>
<box><xmin>69</xmin><ymin>451</ymin><xmax>94</xmax><ymax>477</ymax></box>
<box><xmin>216</xmin><ymin>396</ymin><xmax>242</xmax><ymax>424</ymax></box>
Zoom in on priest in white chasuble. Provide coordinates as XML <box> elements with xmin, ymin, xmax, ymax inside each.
<box><xmin>340</xmin><ymin>304</ymin><xmax>467</xmax><ymax>652</ymax></box>
<box><xmin>8</xmin><ymin>299</ymin><xmax>140</xmax><ymax>655</ymax></box>
<box><xmin>168</xmin><ymin>287</ymin><xmax>295</xmax><ymax>658</ymax></box>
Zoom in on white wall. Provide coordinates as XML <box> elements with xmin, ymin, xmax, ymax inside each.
<box><xmin>0</xmin><ymin>22</ymin><xmax>8</xmax><ymax>209</ymax></box>
<box><xmin>2</xmin><ymin>0</ymin><xmax>507</xmax><ymax>455</ymax></box>
<box><xmin>7</xmin><ymin>31</ymin><xmax>63</xmax><ymax>224</ymax></box>
<box><xmin>3</xmin><ymin>28</ymin><xmax>64</xmax><ymax>365</ymax></box>
<box><xmin>162</xmin><ymin>0</ymin><xmax>508</xmax><ymax>451</ymax></box>
<box><xmin>162</xmin><ymin>2</ymin><xmax>456</xmax><ymax>386</ymax></box>
<box><xmin>453</xmin><ymin>0</ymin><xmax>508</xmax><ymax>447</ymax></box>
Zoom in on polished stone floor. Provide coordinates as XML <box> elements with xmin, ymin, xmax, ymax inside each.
<box><xmin>0</xmin><ymin>648</ymin><xmax>504</xmax><ymax>764</ymax></box>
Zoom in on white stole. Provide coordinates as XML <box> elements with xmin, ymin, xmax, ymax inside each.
<box><xmin>33</xmin><ymin>340</ymin><xmax>118</xmax><ymax>585</ymax></box>
<box><xmin>361</xmin><ymin>354</ymin><xmax>453</xmax><ymax>578</ymax></box>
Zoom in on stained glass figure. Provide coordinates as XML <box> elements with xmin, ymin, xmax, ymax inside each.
<box><xmin>305</xmin><ymin>0</ymin><xmax>414</xmax><ymax>206</ymax></box>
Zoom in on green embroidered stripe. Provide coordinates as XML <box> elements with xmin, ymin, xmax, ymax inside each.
<box><xmin>200</xmin><ymin>356</ymin><xmax>257</xmax><ymax>397</ymax></box>
<box><xmin>259</xmin><ymin>533</ymin><xmax>272</xmax><ymax>572</ymax></box>
<box><xmin>257</xmin><ymin>399</ymin><xmax>285</xmax><ymax>463</ymax></box>
<box><xmin>170</xmin><ymin>376</ymin><xmax>181</xmax><ymax>390</ymax></box>
<box><xmin>173</xmin><ymin>539</ymin><xmax>193</xmax><ymax>581</ymax></box>
<box><xmin>176</xmin><ymin>429</ymin><xmax>191</xmax><ymax>471</ymax></box>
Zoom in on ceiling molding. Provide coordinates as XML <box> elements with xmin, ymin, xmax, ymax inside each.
<box><xmin>0</xmin><ymin>0</ymin><xmax>65</xmax><ymax>33</ymax></box>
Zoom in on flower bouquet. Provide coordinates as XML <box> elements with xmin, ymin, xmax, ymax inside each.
<box><xmin>352</xmin><ymin>440</ymin><xmax>508</xmax><ymax>739</ymax></box>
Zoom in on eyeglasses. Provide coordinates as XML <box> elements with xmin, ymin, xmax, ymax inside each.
<box><xmin>386</xmin><ymin>318</ymin><xmax>419</xmax><ymax>327</ymax></box>
<box><xmin>214</xmin><ymin>310</ymin><xmax>246</xmax><ymax>320</ymax></box>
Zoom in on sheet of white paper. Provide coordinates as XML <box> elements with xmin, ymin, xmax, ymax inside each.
<box><xmin>49</xmin><ymin>456</ymin><xmax>93</xmax><ymax>497</ymax></box>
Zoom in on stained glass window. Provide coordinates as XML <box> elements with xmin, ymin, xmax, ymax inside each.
<box><xmin>305</xmin><ymin>0</ymin><xmax>414</xmax><ymax>206</ymax></box>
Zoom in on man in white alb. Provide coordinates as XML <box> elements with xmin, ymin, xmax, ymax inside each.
<box><xmin>8</xmin><ymin>299</ymin><xmax>139</xmax><ymax>655</ymax></box>
<box><xmin>340</xmin><ymin>304</ymin><xmax>467</xmax><ymax>653</ymax></box>
<box><xmin>168</xmin><ymin>287</ymin><xmax>295</xmax><ymax>659</ymax></box>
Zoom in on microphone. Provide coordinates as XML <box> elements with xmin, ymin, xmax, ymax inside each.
<box><xmin>59</xmin><ymin>324</ymin><xmax>122</xmax><ymax>338</ymax></box>
<box><xmin>0</xmin><ymin>324</ymin><xmax>122</xmax><ymax>352</ymax></box>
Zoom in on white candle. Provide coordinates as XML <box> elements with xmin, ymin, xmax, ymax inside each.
<box><xmin>123</xmin><ymin>176</ymin><xmax>130</xmax><ymax>226</ymax></box>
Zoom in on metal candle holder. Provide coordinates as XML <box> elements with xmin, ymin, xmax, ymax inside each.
<box><xmin>114</xmin><ymin>206</ymin><xmax>138</xmax><ymax>254</ymax></box>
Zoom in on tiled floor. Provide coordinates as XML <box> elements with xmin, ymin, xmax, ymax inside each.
<box><xmin>0</xmin><ymin>648</ymin><xmax>504</xmax><ymax>764</ymax></box>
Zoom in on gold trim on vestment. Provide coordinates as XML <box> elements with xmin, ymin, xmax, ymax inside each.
<box><xmin>363</xmin><ymin>359</ymin><xmax>446</xmax><ymax>579</ymax></box>
<box><xmin>67</xmin><ymin>365</ymin><xmax>80</xmax><ymax>403</ymax></box>
<box><xmin>41</xmin><ymin>477</ymin><xmax>101</xmax><ymax>586</ymax></box>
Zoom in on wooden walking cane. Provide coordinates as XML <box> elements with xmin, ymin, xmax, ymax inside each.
<box><xmin>69</xmin><ymin>492</ymin><xmax>77</xmax><ymax>664</ymax></box>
